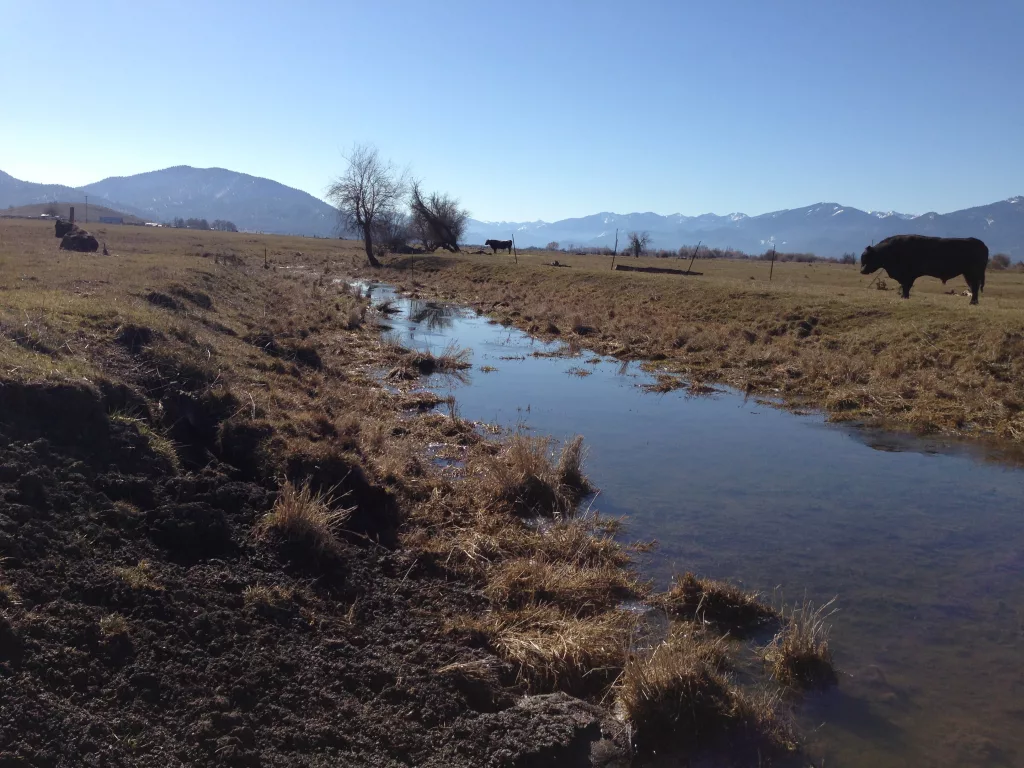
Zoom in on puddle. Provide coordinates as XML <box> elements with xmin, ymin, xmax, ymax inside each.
<box><xmin>357</xmin><ymin>281</ymin><xmax>1024</xmax><ymax>768</ymax></box>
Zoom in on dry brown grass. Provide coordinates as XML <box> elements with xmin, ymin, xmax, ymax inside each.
<box><xmin>617</xmin><ymin>628</ymin><xmax>795</xmax><ymax>755</ymax></box>
<box><xmin>483</xmin><ymin>557</ymin><xmax>641</xmax><ymax>614</ymax></box>
<box><xmin>477</xmin><ymin>433</ymin><xmax>593</xmax><ymax>517</ymax></box>
<box><xmin>763</xmin><ymin>598</ymin><xmax>838</xmax><ymax>689</ymax></box>
<box><xmin>243</xmin><ymin>584</ymin><xmax>297</xmax><ymax>611</ymax></box>
<box><xmin>455</xmin><ymin>604</ymin><xmax>637</xmax><ymax>695</ymax></box>
<box><xmin>0</xmin><ymin>582</ymin><xmax>20</xmax><ymax>609</ymax></box>
<box><xmin>113</xmin><ymin>560</ymin><xmax>163</xmax><ymax>591</ymax></box>
<box><xmin>657</xmin><ymin>572</ymin><xmax>777</xmax><ymax>633</ymax></box>
<box><xmin>387</xmin><ymin>340</ymin><xmax>471</xmax><ymax>380</ymax></box>
<box><xmin>377</xmin><ymin>250</ymin><xmax>1024</xmax><ymax>444</ymax></box>
<box><xmin>254</xmin><ymin>480</ymin><xmax>350</xmax><ymax>560</ymax></box>
<box><xmin>99</xmin><ymin>613</ymin><xmax>129</xmax><ymax>636</ymax></box>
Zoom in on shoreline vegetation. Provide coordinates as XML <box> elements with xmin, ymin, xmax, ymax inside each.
<box><xmin>375</xmin><ymin>249</ymin><xmax>1024</xmax><ymax>449</ymax></box>
<box><xmin>1</xmin><ymin>219</ymin><xmax>843</xmax><ymax>765</ymax></box>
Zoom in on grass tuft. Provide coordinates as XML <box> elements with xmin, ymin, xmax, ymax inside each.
<box><xmin>455</xmin><ymin>604</ymin><xmax>636</xmax><ymax>695</ymax></box>
<box><xmin>113</xmin><ymin>560</ymin><xmax>163</xmax><ymax>591</ymax></box>
<box><xmin>0</xmin><ymin>582</ymin><xmax>20</xmax><ymax>609</ymax></box>
<box><xmin>617</xmin><ymin>629</ymin><xmax>796</xmax><ymax>754</ymax></box>
<box><xmin>763</xmin><ymin>598</ymin><xmax>838</xmax><ymax>688</ymax></box>
<box><xmin>484</xmin><ymin>557</ymin><xmax>640</xmax><ymax>614</ymax></box>
<box><xmin>480</xmin><ymin>433</ymin><xmax>593</xmax><ymax>517</ymax></box>
<box><xmin>657</xmin><ymin>572</ymin><xmax>777</xmax><ymax>633</ymax></box>
<box><xmin>99</xmin><ymin>613</ymin><xmax>129</xmax><ymax>636</ymax></box>
<box><xmin>254</xmin><ymin>480</ymin><xmax>351</xmax><ymax>561</ymax></box>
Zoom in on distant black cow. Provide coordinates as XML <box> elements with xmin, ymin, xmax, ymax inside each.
<box><xmin>485</xmin><ymin>239</ymin><xmax>513</xmax><ymax>254</ymax></box>
<box><xmin>860</xmin><ymin>235</ymin><xmax>989</xmax><ymax>305</ymax></box>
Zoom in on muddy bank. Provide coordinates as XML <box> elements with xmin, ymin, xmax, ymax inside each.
<box><xmin>0</xmin><ymin>378</ymin><xmax>630</xmax><ymax>767</ymax></box>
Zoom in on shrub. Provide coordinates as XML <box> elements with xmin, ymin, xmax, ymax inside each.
<box><xmin>991</xmin><ymin>253</ymin><xmax>1011</xmax><ymax>270</ymax></box>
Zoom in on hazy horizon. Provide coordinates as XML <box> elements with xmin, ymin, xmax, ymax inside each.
<box><xmin>3</xmin><ymin>1</ymin><xmax>1022</xmax><ymax>221</ymax></box>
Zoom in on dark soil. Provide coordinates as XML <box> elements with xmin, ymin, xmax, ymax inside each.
<box><xmin>0</xmin><ymin>381</ymin><xmax>629</xmax><ymax>767</ymax></box>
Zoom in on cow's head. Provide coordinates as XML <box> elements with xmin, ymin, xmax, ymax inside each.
<box><xmin>860</xmin><ymin>245</ymin><xmax>882</xmax><ymax>274</ymax></box>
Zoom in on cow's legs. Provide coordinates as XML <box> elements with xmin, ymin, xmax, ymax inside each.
<box><xmin>900</xmin><ymin>281</ymin><xmax>912</xmax><ymax>299</ymax></box>
<box><xmin>968</xmin><ymin>277</ymin><xmax>980</xmax><ymax>305</ymax></box>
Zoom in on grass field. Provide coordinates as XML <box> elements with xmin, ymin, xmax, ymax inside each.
<box><xmin>0</xmin><ymin>218</ymin><xmax>825</xmax><ymax>763</ymax></box>
<box><xmin>376</xmin><ymin>246</ymin><xmax>1024</xmax><ymax>444</ymax></box>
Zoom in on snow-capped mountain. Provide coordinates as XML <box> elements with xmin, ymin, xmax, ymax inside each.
<box><xmin>465</xmin><ymin>197</ymin><xmax>1024</xmax><ymax>258</ymax></box>
<box><xmin>3</xmin><ymin>166</ymin><xmax>1020</xmax><ymax>257</ymax></box>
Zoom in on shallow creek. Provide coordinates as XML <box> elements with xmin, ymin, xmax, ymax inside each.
<box><xmin>360</xmin><ymin>281</ymin><xmax>1024</xmax><ymax>768</ymax></box>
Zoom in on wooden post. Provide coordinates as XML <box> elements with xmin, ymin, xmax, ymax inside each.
<box><xmin>512</xmin><ymin>235</ymin><xmax>518</xmax><ymax>264</ymax></box>
<box><xmin>264</xmin><ymin>248</ymin><xmax>268</xmax><ymax>268</ymax></box>
<box><xmin>613</xmin><ymin>228</ymin><xmax>618</xmax><ymax>256</ymax></box>
<box><xmin>769</xmin><ymin>244</ymin><xmax>777</xmax><ymax>282</ymax></box>
<box><xmin>686</xmin><ymin>240</ymin><xmax>702</xmax><ymax>274</ymax></box>
<box><xmin>610</xmin><ymin>254</ymin><xmax>615</xmax><ymax>271</ymax></box>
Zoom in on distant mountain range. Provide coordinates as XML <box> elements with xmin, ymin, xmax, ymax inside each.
<box><xmin>466</xmin><ymin>199</ymin><xmax>1024</xmax><ymax>258</ymax></box>
<box><xmin>0</xmin><ymin>167</ymin><xmax>338</xmax><ymax>237</ymax></box>
<box><xmin>2</xmin><ymin>167</ymin><xmax>1020</xmax><ymax>257</ymax></box>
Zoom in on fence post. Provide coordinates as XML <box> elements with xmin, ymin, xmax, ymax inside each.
<box><xmin>512</xmin><ymin>235</ymin><xmax>518</xmax><ymax>264</ymax></box>
<box><xmin>687</xmin><ymin>240</ymin><xmax>702</xmax><ymax>274</ymax></box>
<box><xmin>769</xmin><ymin>245</ymin><xmax>777</xmax><ymax>282</ymax></box>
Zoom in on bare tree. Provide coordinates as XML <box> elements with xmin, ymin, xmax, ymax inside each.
<box><xmin>409</xmin><ymin>182</ymin><xmax>469</xmax><ymax>252</ymax></box>
<box><xmin>546</xmin><ymin>241</ymin><xmax>560</xmax><ymax>251</ymax></box>
<box><xmin>373</xmin><ymin>209</ymin><xmax>412</xmax><ymax>256</ymax></box>
<box><xmin>627</xmin><ymin>231</ymin><xmax>650</xmax><ymax>258</ymax></box>
<box><xmin>326</xmin><ymin>144</ymin><xmax>406</xmax><ymax>267</ymax></box>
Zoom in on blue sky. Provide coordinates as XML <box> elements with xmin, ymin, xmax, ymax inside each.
<box><xmin>2</xmin><ymin>1</ymin><xmax>1022</xmax><ymax>221</ymax></box>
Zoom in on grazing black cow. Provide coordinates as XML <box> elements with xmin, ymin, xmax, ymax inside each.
<box><xmin>485</xmin><ymin>239</ymin><xmax>513</xmax><ymax>254</ymax></box>
<box><xmin>860</xmin><ymin>235</ymin><xmax>989</xmax><ymax>305</ymax></box>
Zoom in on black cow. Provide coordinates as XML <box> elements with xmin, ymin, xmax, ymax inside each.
<box><xmin>860</xmin><ymin>235</ymin><xmax>989</xmax><ymax>305</ymax></box>
<box><xmin>485</xmin><ymin>239</ymin><xmax>513</xmax><ymax>254</ymax></box>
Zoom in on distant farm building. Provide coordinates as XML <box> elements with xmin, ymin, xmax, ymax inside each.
<box><xmin>99</xmin><ymin>216</ymin><xmax>123</xmax><ymax>224</ymax></box>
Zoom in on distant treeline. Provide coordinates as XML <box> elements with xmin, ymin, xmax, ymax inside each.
<box><xmin>533</xmin><ymin>242</ymin><xmax>1024</xmax><ymax>268</ymax></box>
<box><xmin>169</xmin><ymin>217</ymin><xmax>238</xmax><ymax>232</ymax></box>
<box><xmin>532</xmin><ymin>241</ymin><xmax>859</xmax><ymax>264</ymax></box>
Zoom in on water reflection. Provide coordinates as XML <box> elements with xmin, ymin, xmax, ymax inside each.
<box><xmin>356</xmin><ymin>281</ymin><xmax>1024</xmax><ymax>768</ymax></box>
<box><xmin>408</xmin><ymin>299</ymin><xmax>456</xmax><ymax>331</ymax></box>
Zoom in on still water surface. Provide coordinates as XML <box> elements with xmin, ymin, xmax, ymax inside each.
<box><xmin>363</xmin><ymin>282</ymin><xmax>1024</xmax><ymax>767</ymax></box>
